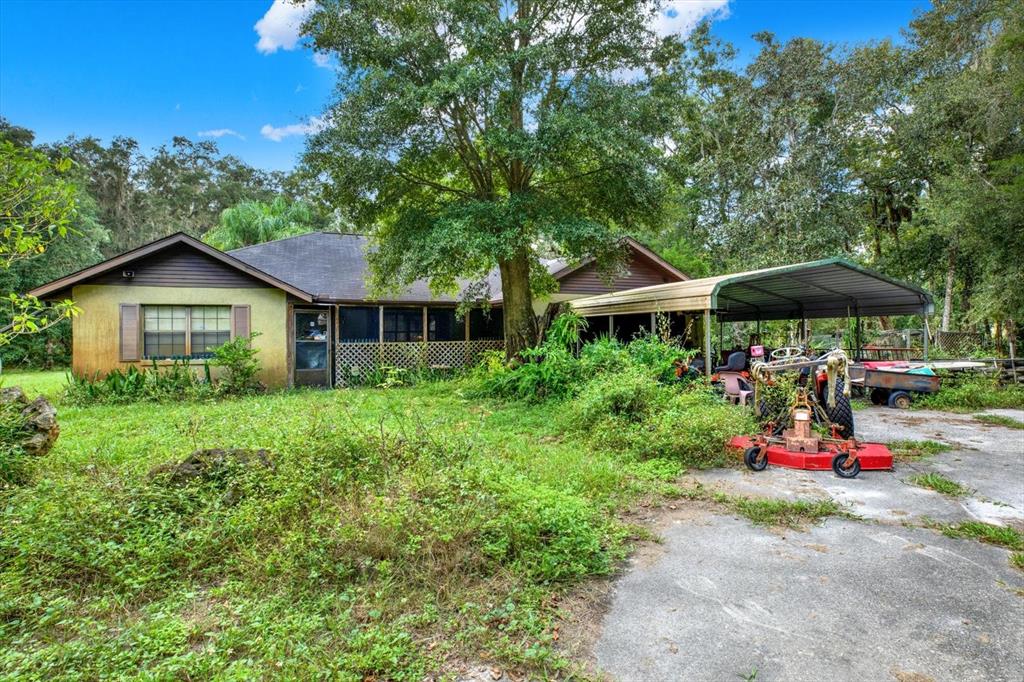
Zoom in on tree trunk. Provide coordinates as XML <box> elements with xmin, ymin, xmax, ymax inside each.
<box><xmin>499</xmin><ymin>249</ymin><xmax>537</xmax><ymax>359</ymax></box>
<box><xmin>941</xmin><ymin>246</ymin><xmax>956</xmax><ymax>332</ymax></box>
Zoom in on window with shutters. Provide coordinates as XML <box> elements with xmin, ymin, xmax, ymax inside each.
<box><xmin>142</xmin><ymin>305</ymin><xmax>231</xmax><ymax>359</ymax></box>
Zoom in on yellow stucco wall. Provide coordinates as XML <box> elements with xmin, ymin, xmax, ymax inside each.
<box><xmin>71</xmin><ymin>284</ymin><xmax>290</xmax><ymax>388</ymax></box>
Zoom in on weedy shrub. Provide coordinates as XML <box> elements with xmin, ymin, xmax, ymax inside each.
<box><xmin>474</xmin><ymin>345</ymin><xmax>583</xmax><ymax>402</ymax></box>
<box><xmin>212</xmin><ymin>332</ymin><xmax>264</xmax><ymax>395</ymax></box>
<box><xmin>588</xmin><ymin>388</ymin><xmax>755</xmax><ymax>468</ymax></box>
<box><xmin>573</xmin><ymin>366</ymin><xmax>666</xmax><ymax>426</ymax></box>
<box><xmin>914</xmin><ymin>375</ymin><xmax>1024</xmax><ymax>411</ymax></box>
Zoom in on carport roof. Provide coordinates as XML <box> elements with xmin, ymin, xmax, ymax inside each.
<box><xmin>569</xmin><ymin>258</ymin><xmax>934</xmax><ymax>321</ymax></box>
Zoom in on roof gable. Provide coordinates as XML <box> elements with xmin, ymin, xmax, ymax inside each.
<box><xmin>28</xmin><ymin>233</ymin><xmax>313</xmax><ymax>301</ymax></box>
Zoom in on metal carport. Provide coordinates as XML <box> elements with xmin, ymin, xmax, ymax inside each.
<box><xmin>569</xmin><ymin>258</ymin><xmax>934</xmax><ymax>377</ymax></box>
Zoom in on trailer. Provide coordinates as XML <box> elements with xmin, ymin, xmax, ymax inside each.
<box><xmin>849</xmin><ymin>361</ymin><xmax>944</xmax><ymax>408</ymax></box>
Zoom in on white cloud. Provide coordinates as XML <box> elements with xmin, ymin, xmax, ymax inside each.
<box><xmin>198</xmin><ymin>128</ymin><xmax>246</xmax><ymax>141</ymax></box>
<box><xmin>652</xmin><ymin>0</ymin><xmax>730</xmax><ymax>37</ymax></box>
<box><xmin>260</xmin><ymin>116</ymin><xmax>327</xmax><ymax>142</ymax></box>
<box><xmin>312</xmin><ymin>52</ymin><xmax>331</xmax><ymax>68</ymax></box>
<box><xmin>254</xmin><ymin>0</ymin><xmax>313</xmax><ymax>54</ymax></box>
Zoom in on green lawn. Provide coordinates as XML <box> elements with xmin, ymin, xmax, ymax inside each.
<box><xmin>0</xmin><ymin>372</ymin><xmax>683</xmax><ymax>680</ymax></box>
<box><xmin>1</xmin><ymin>369</ymin><xmax>69</xmax><ymax>402</ymax></box>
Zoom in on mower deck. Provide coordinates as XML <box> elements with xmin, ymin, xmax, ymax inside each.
<box><xmin>729</xmin><ymin>435</ymin><xmax>894</xmax><ymax>472</ymax></box>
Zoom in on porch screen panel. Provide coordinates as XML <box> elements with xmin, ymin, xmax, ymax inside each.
<box><xmin>469</xmin><ymin>308</ymin><xmax>503</xmax><ymax>340</ymax></box>
<box><xmin>339</xmin><ymin>306</ymin><xmax>379</xmax><ymax>342</ymax></box>
<box><xmin>428</xmin><ymin>308</ymin><xmax>458</xmax><ymax>341</ymax></box>
<box><xmin>383</xmin><ymin>308</ymin><xmax>424</xmax><ymax>342</ymax></box>
<box><xmin>143</xmin><ymin>306</ymin><xmax>187</xmax><ymax>358</ymax></box>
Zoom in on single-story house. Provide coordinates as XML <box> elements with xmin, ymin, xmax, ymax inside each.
<box><xmin>29</xmin><ymin>232</ymin><xmax>688</xmax><ymax>388</ymax></box>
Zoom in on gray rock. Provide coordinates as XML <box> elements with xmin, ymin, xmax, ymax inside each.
<box><xmin>0</xmin><ymin>386</ymin><xmax>59</xmax><ymax>456</ymax></box>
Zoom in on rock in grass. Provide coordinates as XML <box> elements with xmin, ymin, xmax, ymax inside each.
<box><xmin>150</xmin><ymin>448</ymin><xmax>273</xmax><ymax>485</ymax></box>
<box><xmin>0</xmin><ymin>386</ymin><xmax>60</xmax><ymax>456</ymax></box>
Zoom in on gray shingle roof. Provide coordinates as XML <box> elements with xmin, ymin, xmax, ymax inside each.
<box><xmin>229</xmin><ymin>232</ymin><xmax>527</xmax><ymax>303</ymax></box>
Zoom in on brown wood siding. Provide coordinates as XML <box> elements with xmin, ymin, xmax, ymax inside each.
<box><xmin>558</xmin><ymin>254</ymin><xmax>678</xmax><ymax>294</ymax></box>
<box><xmin>94</xmin><ymin>244</ymin><xmax>271</xmax><ymax>289</ymax></box>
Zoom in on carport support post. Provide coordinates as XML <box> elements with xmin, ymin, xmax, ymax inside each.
<box><xmin>923</xmin><ymin>317</ymin><xmax>930</xmax><ymax>360</ymax></box>
<box><xmin>704</xmin><ymin>309</ymin><xmax>712</xmax><ymax>380</ymax></box>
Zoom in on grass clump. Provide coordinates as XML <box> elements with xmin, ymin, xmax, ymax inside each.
<box><xmin>973</xmin><ymin>413</ymin><xmax>1024</xmax><ymax>429</ymax></box>
<box><xmin>914</xmin><ymin>375</ymin><xmax>1024</xmax><ymax>412</ymax></box>
<box><xmin>728</xmin><ymin>497</ymin><xmax>843</xmax><ymax>528</ymax></box>
<box><xmin>1011</xmin><ymin>552</ymin><xmax>1024</xmax><ymax>571</ymax></box>
<box><xmin>888</xmin><ymin>439</ymin><xmax>953</xmax><ymax>462</ymax></box>
<box><xmin>676</xmin><ymin>483</ymin><xmax>846</xmax><ymax>529</ymax></box>
<box><xmin>908</xmin><ymin>472</ymin><xmax>972</xmax><ymax>497</ymax></box>
<box><xmin>941</xmin><ymin>521</ymin><xmax>1024</xmax><ymax>551</ymax></box>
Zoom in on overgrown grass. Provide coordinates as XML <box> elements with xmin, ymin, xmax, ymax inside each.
<box><xmin>908</xmin><ymin>472</ymin><xmax>972</xmax><ymax>497</ymax></box>
<box><xmin>940</xmin><ymin>521</ymin><xmax>1024</xmax><ymax>551</ymax></box>
<box><xmin>728</xmin><ymin>497</ymin><xmax>844</xmax><ymax>527</ymax></box>
<box><xmin>913</xmin><ymin>376</ymin><xmax>1024</xmax><ymax>412</ymax></box>
<box><xmin>676</xmin><ymin>483</ymin><xmax>846</xmax><ymax>529</ymax></box>
<box><xmin>1011</xmin><ymin>552</ymin><xmax>1024</xmax><ymax>571</ymax></box>
<box><xmin>0</xmin><ymin>369</ymin><xmax>708</xmax><ymax>679</ymax></box>
<box><xmin>888</xmin><ymin>439</ymin><xmax>953</xmax><ymax>462</ymax></box>
<box><xmin>973</xmin><ymin>413</ymin><xmax>1024</xmax><ymax>429</ymax></box>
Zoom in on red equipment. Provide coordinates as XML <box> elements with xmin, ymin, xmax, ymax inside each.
<box><xmin>732</xmin><ymin>387</ymin><xmax>892</xmax><ymax>478</ymax></box>
<box><xmin>729</xmin><ymin>434</ymin><xmax>893</xmax><ymax>478</ymax></box>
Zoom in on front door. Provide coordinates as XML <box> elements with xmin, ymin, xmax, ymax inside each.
<box><xmin>294</xmin><ymin>308</ymin><xmax>331</xmax><ymax>386</ymax></box>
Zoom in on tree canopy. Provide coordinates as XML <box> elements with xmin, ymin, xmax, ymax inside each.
<box><xmin>302</xmin><ymin>0</ymin><xmax>690</xmax><ymax>354</ymax></box>
<box><xmin>203</xmin><ymin>197</ymin><xmax>325</xmax><ymax>250</ymax></box>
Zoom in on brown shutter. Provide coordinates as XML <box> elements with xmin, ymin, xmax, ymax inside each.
<box><xmin>231</xmin><ymin>304</ymin><xmax>251</xmax><ymax>340</ymax></box>
<box><xmin>119</xmin><ymin>303</ymin><xmax>140</xmax><ymax>361</ymax></box>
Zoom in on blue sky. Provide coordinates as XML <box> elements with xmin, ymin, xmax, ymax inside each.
<box><xmin>0</xmin><ymin>0</ymin><xmax>928</xmax><ymax>172</ymax></box>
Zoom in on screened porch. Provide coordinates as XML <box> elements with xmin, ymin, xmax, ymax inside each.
<box><xmin>331</xmin><ymin>305</ymin><xmax>504</xmax><ymax>386</ymax></box>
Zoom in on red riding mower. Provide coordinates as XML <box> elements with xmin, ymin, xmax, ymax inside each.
<box><xmin>729</xmin><ymin>348</ymin><xmax>893</xmax><ymax>478</ymax></box>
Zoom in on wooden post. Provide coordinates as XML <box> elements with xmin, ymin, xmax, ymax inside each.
<box><xmin>923</xmin><ymin>317</ymin><xmax>930</xmax><ymax>361</ymax></box>
<box><xmin>378</xmin><ymin>305</ymin><xmax>384</xmax><ymax>366</ymax></box>
<box><xmin>650</xmin><ymin>311</ymin><xmax>656</xmax><ymax>337</ymax></box>
<box><xmin>609</xmin><ymin>315</ymin><xmax>614</xmax><ymax>339</ymax></box>
<box><xmin>464</xmin><ymin>308</ymin><xmax>471</xmax><ymax>366</ymax></box>
<box><xmin>422</xmin><ymin>305</ymin><xmax>429</xmax><ymax>367</ymax></box>
<box><xmin>704</xmin><ymin>309</ymin><xmax>712</xmax><ymax>380</ymax></box>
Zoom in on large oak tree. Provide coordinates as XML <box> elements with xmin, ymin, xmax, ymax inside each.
<box><xmin>302</xmin><ymin>0</ymin><xmax>688</xmax><ymax>355</ymax></box>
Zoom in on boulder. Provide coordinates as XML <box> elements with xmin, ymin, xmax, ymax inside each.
<box><xmin>150</xmin><ymin>448</ymin><xmax>273</xmax><ymax>485</ymax></box>
<box><xmin>0</xmin><ymin>386</ymin><xmax>59</xmax><ymax>456</ymax></box>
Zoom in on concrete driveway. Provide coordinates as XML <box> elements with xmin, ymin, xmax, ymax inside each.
<box><xmin>593</xmin><ymin>407</ymin><xmax>1024</xmax><ymax>682</ymax></box>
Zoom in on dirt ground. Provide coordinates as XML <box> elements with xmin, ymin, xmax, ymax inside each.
<box><xmin>584</xmin><ymin>407</ymin><xmax>1024</xmax><ymax>682</ymax></box>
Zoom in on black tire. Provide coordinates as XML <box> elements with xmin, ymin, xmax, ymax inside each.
<box><xmin>832</xmin><ymin>453</ymin><xmax>861</xmax><ymax>479</ymax></box>
<box><xmin>821</xmin><ymin>378</ymin><xmax>855</xmax><ymax>438</ymax></box>
<box><xmin>757</xmin><ymin>393</ymin><xmax>790</xmax><ymax>435</ymax></box>
<box><xmin>744</xmin><ymin>446</ymin><xmax>768</xmax><ymax>471</ymax></box>
<box><xmin>869</xmin><ymin>388</ymin><xmax>888</xmax><ymax>405</ymax></box>
<box><xmin>888</xmin><ymin>390</ymin><xmax>912</xmax><ymax>409</ymax></box>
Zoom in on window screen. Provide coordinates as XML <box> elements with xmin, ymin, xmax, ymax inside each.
<box><xmin>383</xmin><ymin>308</ymin><xmax>424</xmax><ymax>342</ymax></box>
<box><xmin>339</xmin><ymin>306</ymin><xmax>379</xmax><ymax>342</ymax></box>
<box><xmin>143</xmin><ymin>306</ymin><xmax>188</xmax><ymax>358</ymax></box>
<box><xmin>190</xmin><ymin>306</ymin><xmax>231</xmax><ymax>358</ymax></box>
<box><xmin>428</xmin><ymin>308</ymin><xmax>459</xmax><ymax>341</ymax></box>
